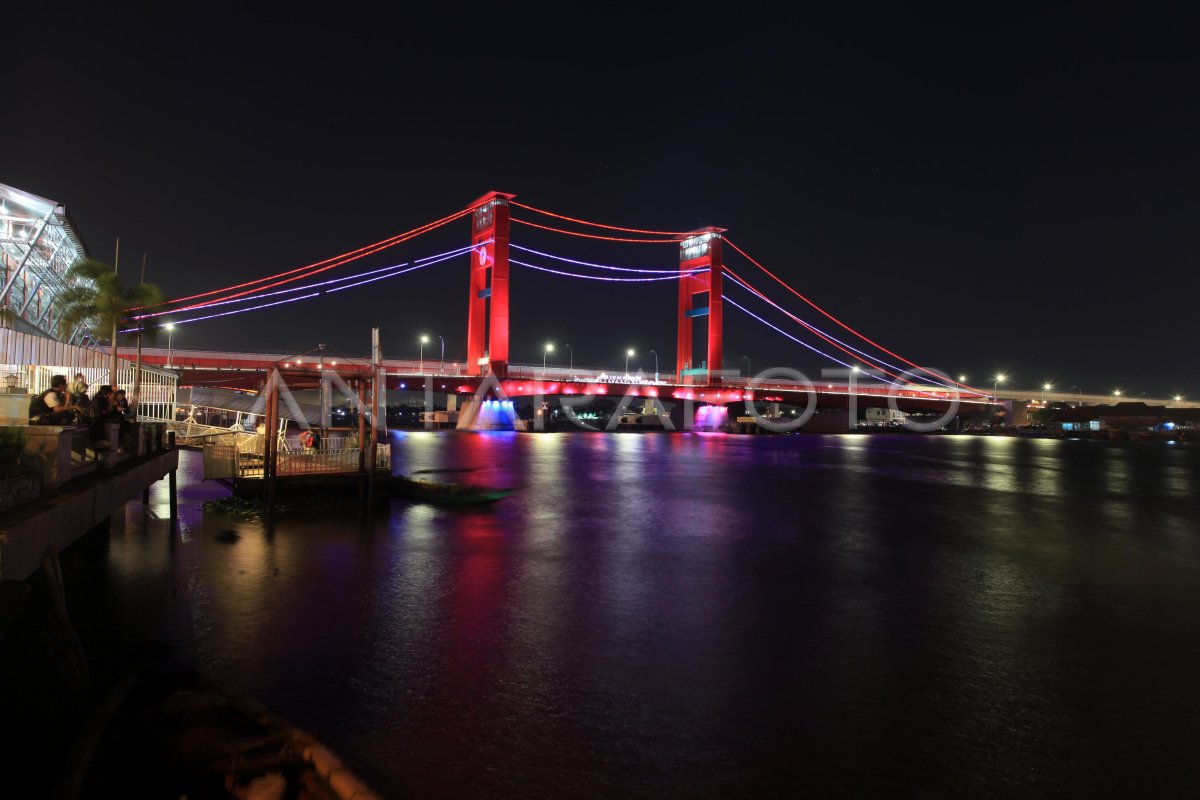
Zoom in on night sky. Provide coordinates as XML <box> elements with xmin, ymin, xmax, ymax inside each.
<box><xmin>5</xmin><ymin>8</ymin><xmax>1196</xmax><ymax>397</ymax></box>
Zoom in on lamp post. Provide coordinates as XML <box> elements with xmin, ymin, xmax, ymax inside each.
<box><xmin>544</xmin><ymin>343</ymin><xmax>554</xmax><ymax>376</ymax></box>
<box><xmin>165</xmin><ymin>323</ymin><xmax>176</xmax><ymax>368</ymax></box>
<box><xmin>741</xmin><ymin>355</ymin><xmax>751</xmax><ymax>378</ymax></box>
<box><xmin>438</xmin><ymin>335</ymin><xmax>445</xmax><ymax>374</ymax></box>
<box><xmin>1113</xmin><ymin>389</ymin><xmax>1122</xmax><ymax>399</ymax></box>
<box><xmin>1042</xmin><ymin>382</ymin><xmax>1053</xmax><ymax>404</ymax></box>
<box><xmin>993</xmin><ymin>373</ymin><xmax>1006</xmax><ymax>399</ymax></box>
<box><xmin>625</xmin><ymin>348</ymin><xmax>635</xmax><ymax>377</ymax></box>
<box><xmin>564</xmin><ymin>343</ymin><xmax>573</xmax><ymax>374</ymax></box>
<box><xmin>649</xmin><ymin>349</ymin><xmax>659</xmax><ymax>382</ymax></box>
<box><xmin>419</xmin><ymin>335</ymin><xmax>429</xmax><ymax>373</ymax></box>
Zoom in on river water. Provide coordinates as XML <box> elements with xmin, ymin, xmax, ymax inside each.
<box><xmin>63</xmin><ymin>432</ymin><xmax>1200</xmax><ymax>797</ymax></box>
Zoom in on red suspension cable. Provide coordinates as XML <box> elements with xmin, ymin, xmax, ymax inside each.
<box><xmin>166</xmin><ymin>220</ymin><xmax>465</xmax><ymax>314</ymax></box>
<box><xmin>723</xmin><ymin>264</ymin><xmax>926</xmax><ymax>388</ymax></box>
<box><xmin>724</xmin><ymin>237</ymin><xmax>980</xmax><ymax>392</ymax></box>
<box><xmin>511</xmin><ymin>217</ymin><xmax>680</xmax><ymax>244</ymax></box>
<box><xmin>137</xmin><ymin>205</ymin><xmax>477</xmax><ymax>311</ymax></box>
<box><xmin>509</xmin><ymin>199</ymin><xmax>691</xmax><ymax>236</ymax></box>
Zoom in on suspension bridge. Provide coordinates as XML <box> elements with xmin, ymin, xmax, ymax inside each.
<box><xmin>124</xmin><ymin>191</ymin><xmax>997</xmax><ymax>425</ymax></box>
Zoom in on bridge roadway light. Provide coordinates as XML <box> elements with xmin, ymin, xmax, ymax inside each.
<box><xmin>1113</xmin><ymin>389</ymin><xmax>1122</xmax><ymax>398</ymax></box>
<box><xmin>650</xmin><ymin>349</ymin><xmax>659</xmax><ymax>382</ymax></box>
<box><xmin>993</xmin><ymin>373</ymin><xmax>1006</xmax><ymax>399</ymax></box>
<box><xmin>625</xmin><ymin>348</ymin><xmax>635</xmax><ymax>376</ymax></box>
<box><xmin>564</xmin><ymin>343</ymin><xmax>573</xmax><ymax>373</ymax></box>
<box><xmin>165</xmin><ymin>322</ymin><xmax>176</xmax><ymax>368</ymax></box>
<box><xmin>1042</xmin><ymin>382</ymin><xmax>1053</xmax><ymax>403</ymax></box>
<box><xmin>543</xmin><ymin>343</ymin><xmax>554</xmax><ymax>374</ymax></box>
<box><xmin>419</xmin><ymin>335</ymin><xmax>429</xmax><ymax>373</ymax></box>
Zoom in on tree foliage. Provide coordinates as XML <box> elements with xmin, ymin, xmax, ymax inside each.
<box><xmin>56</xmin><ymin>258</ymin><xmax>167</xmax><ymax>387</ymax></box>
<box><xmin>56</xmin><ymin>258</ymin><xmax>166</xmax><ymax>345</ymax></box>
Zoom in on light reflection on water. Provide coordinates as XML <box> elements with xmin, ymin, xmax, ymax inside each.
<box><xmin>67</xmin><ymin>433</ymin><xmax>1200</xmax><ymax>798</ymax></box>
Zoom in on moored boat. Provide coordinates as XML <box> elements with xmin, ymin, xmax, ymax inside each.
<box><xmin>391</xmin><ymin>475</ymin><xmax>515</xmax><ymax>507</ymax></box>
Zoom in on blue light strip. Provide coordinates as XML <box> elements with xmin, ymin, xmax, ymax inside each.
<box><xmin>724</xmin><ymin>273</ymin><xmax>968</xmax><ymax>394</ymax></box>
<box><xmin>724</xmin><ymin>294</ymin><xmax>964</xmax><ymax>399</ymax></box>
<box><xmin>122</xmin><ymin>242</ymin><xmax>483</xmax><ymax>332</ymax></box>
<box><xmin>511</xmin><ymin>258</ymin><xmax>705</xmax><ymax>283</ymax></box>
<box><xmin>132</xmin><ymin>241</ymin><xmax>487</xmax><ymax>321</ymax></box>
<box><xmin>510</xmin><ymin>243</ymin><xmax>681</xmax><ymax>274</ymax></box>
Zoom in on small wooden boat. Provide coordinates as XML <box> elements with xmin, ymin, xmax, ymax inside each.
<box><xmin>392</xmin><ymin>469</ymin><xmax>515</xmax><ymax>507</ymax></box>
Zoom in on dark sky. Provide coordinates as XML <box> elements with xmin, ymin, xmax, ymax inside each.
<box><xmin>5</xmin><ymin>7</ymin><xmax>1196</xmax><ymax>397</ymax></box>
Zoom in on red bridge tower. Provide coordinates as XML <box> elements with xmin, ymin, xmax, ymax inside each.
<box><xmin>676</xmin><ymin>226</ymin><xmax>727</xmax><ymax>383</ymax></box>
<box><xmin>466</xmin><ymin>191</ymin><xmax>514</xmax><ymax>377</ymax></box>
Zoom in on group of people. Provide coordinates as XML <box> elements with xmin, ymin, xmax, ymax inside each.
<box><xmin>28</xmin><ymin>373</ymin><xmax>134</xmax><ymax>445</ymax></box>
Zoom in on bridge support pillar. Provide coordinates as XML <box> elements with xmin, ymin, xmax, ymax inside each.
<box><xmin>466</xmin><ymin>192</ymin><xmax>515</xmax><ymax>378</ymax></box>
<box><xmin>676</xmin><ymin>227</ymin><xmax>727</xmax><ymax>384</ymax></box>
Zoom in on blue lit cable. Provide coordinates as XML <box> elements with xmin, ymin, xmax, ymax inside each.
<box><xmin>326</xmin><ymin>249</ymin><xmax>466</xmax><ymax>293</ymax></box>
<box><xmin>510</xmin><ymin>243</ymin><xmax>681</xmax><ymax>274</ymax></box>
<box><xmin>123</xmin><ymin>292</ymin><xmax>322</xmax><ymax>333</ymax></box>
<box><xmin>724</xmin><ymin>273</ymin><xmax>969</xmax><ymax>394</ymax></box>
<box><xmin>132</xmin><ymin>241</ymin><xmax>486</xmax><ymax>321</ymax></box>
<box><xmin>511</xmin><ymin>258</ymin><xmax>705</xmax><ymax>283</ymax></box>
<box><xmin>723</xmin><ymin>294</ymin><xmax>963</xmax><ymax>399</ymax></box>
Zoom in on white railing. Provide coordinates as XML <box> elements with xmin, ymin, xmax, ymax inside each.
<box><xmin>211</xmin><ymin>442</ymin><xmax>391</xmax><ymax>480</ymax></box>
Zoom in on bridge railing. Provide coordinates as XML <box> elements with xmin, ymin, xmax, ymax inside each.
<box><xmin>505</xmin><ymin>364</ymin><xmax>680</xmax><ymax>384</ymax></box>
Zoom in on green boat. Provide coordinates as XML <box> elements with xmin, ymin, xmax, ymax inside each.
<box><xmin>391</xmin><ymin>475</ymin><xmax>515</xmax><ymax>507</ymax></box>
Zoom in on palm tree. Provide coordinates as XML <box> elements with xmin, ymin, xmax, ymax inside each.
<box><xmin>57</xmin><ymin>258</ymin><xmax>166</xmax><ymax>393</ymax></box>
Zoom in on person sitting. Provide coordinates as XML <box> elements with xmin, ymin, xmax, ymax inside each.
<box><xmin>70</xmin><ymin>377</ymin><xmax>91</xmax><ymax>412</ymax></box>
<box><xmin>70</xmin><ymin>373</ymin><xmax>88</xmax><ymax>402</ymax></box>
<box><xmin>29</xmin><ymin>374</ymin><xmax>83</xmax><ymax>425</ymax></box>
<box><xmin>90</xmin><ymin>386</ymin><xmax>119</xmax><ymax>444</ymax></box>
<box><xmin>113</xmin><ymin>388</ymin><xmax>133</xmax><ymax>419</ymax></box>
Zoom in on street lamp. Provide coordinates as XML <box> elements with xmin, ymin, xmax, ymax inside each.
<box><xmin>165</xmin><ymin>322</ymin><xmax>176</xmax><ymax>368</ymax></box>
<box><xmin>741</xmin><ymin>355</ymin><xmax>751</xmax><ymax>378</ymax></box>
<box><xmin>543</xmin><ymin>343</ymin><xmax>554</xmax><ymax>375</ymax></box>
<box><xmin>625</xmin><ymin>348</ymin><xmax>635</xmax><ymax>376</ymax></box>
<box><xmin>564</xmin><ymin>343</ymin><xmax>573</xmax><ymax>374</ymax></box>
<box><xmin>419</xmin><ymin>335</ymin><xmax>429</xmax><ymax>373</ymax></box>
<box><xmin>993</xmin><ymin>373</ymin><xmax>1006</xmax><ymax>398</ymax></box>
<box><xmin>649</xmin><ymin>349</ymin><xmax>659</xmax><ymax>382</ymax></box>
<box><xmin>1175</xmin><ymin>394</ymin><xmax>1183</xmax><ymax>403</ymax></box>
<box><xmin>438</xmin><ymin>335</ymin><xmax>445</xmax><ymax>374</ymax></box>
<box><xmin>1042</xmin><ymin>382</ymin><xmax>1052</xmax><ymax>403</ymax></box>
<box><xmin>1113</xmin><ymin>389</ymin><xmax>1122</xmax><ymax>398</ymax></box>
<box><xmin>958</xmin><ymin>374</ymin><xmax>967</xmax><ymax>383</ymax></box>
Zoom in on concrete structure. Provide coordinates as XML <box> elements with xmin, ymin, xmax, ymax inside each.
<box><xmin>0</xmin><ymin>444</ymin><xmax>177</xmax><ymax>581</ymax></box>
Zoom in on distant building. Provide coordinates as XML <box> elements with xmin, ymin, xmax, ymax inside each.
<box><xmin>1049</xmin><ymin>402</ymin><xmax>1200</xmax><ymax>432</ymax></box>
<box><xmin>864</xmin><ymin>406</ymin><xmax>908</xmax><ymax>426</ymax></box>
<box><xmin>0</xmin><ymin>182</ymin><xmax>89</xmax><ymax>342</ymax></box>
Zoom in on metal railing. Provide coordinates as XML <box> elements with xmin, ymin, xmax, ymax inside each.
<box><xmin>204</xmin><ymin>442</ymin><xmax>391</xmax><ymax>481</ymax></box>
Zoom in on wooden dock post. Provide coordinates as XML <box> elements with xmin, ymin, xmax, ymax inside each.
<box><xmin>265</xmin><ymin>382</ymin><xmax>278</xmax><ymax>519</ymax></box>
<box><xmin>166</xmin><ymin>430</ymin><xmax>178</xmax><ymax>523</ymax></box>
<box><xmin>357</xmin><ymin>380</ymin><xmax>367</xmax><ymax>472</ymax></box>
